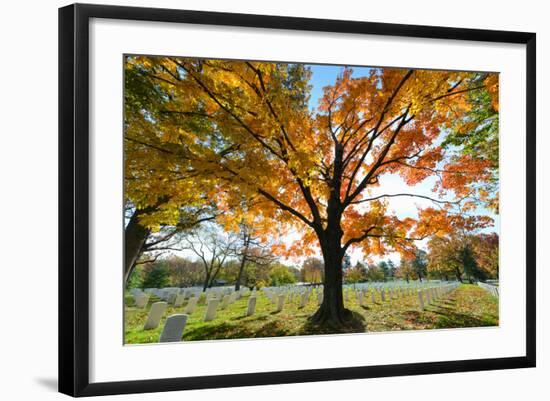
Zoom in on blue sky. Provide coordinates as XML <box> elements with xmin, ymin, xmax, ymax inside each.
<box><xmin>308</xmin><ymin>64</ymin><xmax>373</xmax><ymax>111</ymax></box>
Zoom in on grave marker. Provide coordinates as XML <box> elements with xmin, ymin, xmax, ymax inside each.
<box><xmin>134</xmin><ymin>293</ymin><xmax>149</xmax><ymax>308</ymax></box>
<box><xmin>174</xmin><ymin>293</ymin><xmax>186</xmax><ymax>307</ymax></box>
<box><xmin>143</xmin><ymin>302</ymin><xmax>167</xmax><ymax>330</ymax></box>
<box><xmin>417</xmin><ymin>291</ymin><xmax>425</xmax><ymax>310</ymax></box>
<box><xmin>204</xmin><ymin>299</ymin><xmax>220</xmax><ymax>322</ymax></box>
<box><xmin>276</xmin><ymin>294</ymin><xmax>285</xmax><ymax>312</ymax></box>
<box><xmin>299</xmin><ymin>292</ymin><xmax>307</xmax><ymax>308</ymax></box>
<box><xmin>183</xmin><ymin>296</ymin><xmax>198</xmax><ymax>314</ymax></box>
<box><xmin>425</xmin><ymin>289</ymin><xmax>431</xmax><ymax>304</ymax></box>
<box><xmin>159</xmin><ymin>314</ymin><xmax>188</xmax><ymax>342</ymax></box>
<box><xmin>221</xmin><ymin>295</ymin><xmax>231</xmax><ymax>309</ymax></box>
<box><xmin>246</xmin><ymin>296</ymin><xmax>257</xmax><ymax>316</ymax></box>
<box><xmin>358</xmin><ymin>291</ymin><xmax>364</xmax><ymax>306</ymax></box>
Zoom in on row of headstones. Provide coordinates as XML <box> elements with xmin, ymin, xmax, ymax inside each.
<box><xmin>142</xmin><ymin>282</ymin><xmax>462</xmax><ymax>342</ymax></box>
<box><xmin>141</xmin><ymin>287</ymin><xmax>255</xmax><ymax>331</ymax></box>
<box><xmin>141</xmin><ymin>286</ymin><xmax>309</xmax><ymax>338</ymax></box>
<box><xmin>130</xmin><ymin>287</ymin><xmax>200</xmax><ymax>308</ymax></box>
<box><xmin>203</xmin><ymin>287</ymin><xmax>253</xmax><ymax>317</ymax></box>
<box><xmin>132</xmin><ymin>286</ymin><xmax>244</xmax><ymax>300</ymax></box>
<box><xmin>262</xmin><ymin>283</ymin><xmax>451</xmax><ymax>311</ymax></box>
<box><xmin>140</xmin><ymin>281</ymin><xmax>461</xmax><ymax>329</ymax></box>
<box><xmin>477</xmin><ymin>282</ymin><xmax>499</xmax><ymax>298</ymax></box>
<box><xmin>346</xmin><ymin>280</ymin><xmax>447</xmax><ymax>293</ymax></box>
<box><xmin>263</xmin><ymin>287</ymin><xmax>318</xmax><ymax>310</ymax></box>
<box><xmin>141</xmin><ymin>290</ymin><xmax>258</xmax><ymax>342</ymax></box>
<box><xmin>340</xmin><ymin>282</ymin><xmax>461</xmax><ymax>310</ymax></box>
<box><xmin>417</xmin><ymin>283</ymin><xmax>460</xmax><ymax>310</ymax></box>
<box><xmin>196</xmin><ymin>282</ymin><xmax>460</xmax><ymax>328</ymax></box>
<box><xmin>354</xmin><ymin>286</ymin><xmax>411</xmax><ymax>306</ymax></box>
<box><xmin>347</xmin><ymin>285</ymin><xmax>412</xmax><ymax>307</ymax></box>
<box><xmin>135</xmin><ymin>281</ymin><xmax>450</xmax><ymax>309</ymax></box>
<box><xmin>203</xmin><ymin>287</ymin><xmax>298</xmax><ymax>319</ymax></box>
<box><xmin>130</xmin><ymin>286</ymin><xmax>250</xmax><ymax>309</ymax></box>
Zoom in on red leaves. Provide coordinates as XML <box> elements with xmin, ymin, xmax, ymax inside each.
<box><xmin>439</xmin><ymin>155</ymin><xmax>493</xmax><ymax>197</ymax></box>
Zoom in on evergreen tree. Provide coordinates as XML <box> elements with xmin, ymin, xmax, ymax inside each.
<box><xmin>141</xmin><ymin>263</ymin><xmax>170</xmax><ymax>288</ymax></box>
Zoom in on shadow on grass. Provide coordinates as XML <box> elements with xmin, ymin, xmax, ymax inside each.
<box><xmin>431</xmin><ymin>309</ymin><xmax>497</xmax><ymax>328</ymax></box>
<box><xmin>300</xmin><ymin>310</ymin><xmax>366</xmax><ymax>336</ymax></box>
<box><xmin>183</xmin><ymin>319</ymin><xmax>291</xmax><ymax>341</ymax></box>
<box><xmin>403</xmin><ymin>302</ymin><xmax>497</xmax><ymax>329</ymax></box>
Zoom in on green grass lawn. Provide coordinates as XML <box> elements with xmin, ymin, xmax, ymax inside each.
<box><xmin>124</xmin><ymin>284</ymin><xmax>498</xmax><ymax>344</ymax></box>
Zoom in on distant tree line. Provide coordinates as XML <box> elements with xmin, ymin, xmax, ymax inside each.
<box><xmin>127</xmin><ymin>255</ymin><xmax>301</xmax><ymax>290</ymax></box>
<box><xmin>339</xmin><ymin>233</ymin><xmax>498</xmax><ymax>285</ymax></box>
<box><xmin>127</xmin><ymin>231</ymin><xmax>498</xmax><ymax>290</ymax></box>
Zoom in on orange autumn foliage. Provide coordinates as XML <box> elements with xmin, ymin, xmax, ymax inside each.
<box><xmin>124</xmin><ymin>57</ymin><xmax>498</xmax><ymax>262</ymax></box>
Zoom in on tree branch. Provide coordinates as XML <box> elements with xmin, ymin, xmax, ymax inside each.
<box><xmin>350</xmin><ymin>193</ymin><xmax>467</xmax><ymax>206</ymax></box>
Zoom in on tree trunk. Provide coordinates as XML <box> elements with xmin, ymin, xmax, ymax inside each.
<box><xmin>202</xmin><ymin>272</ymin><xmax>210</xmax><ymax>292</ymax></box>
<box><xmin>309</xmin><ymin>198</ymin><xmax>351</xmax><ymax>327</ymax></box>
<box><xmin>310</xmin><ymin>236</ymin><xmax>351</xmax><ymax>327</ymax></box>
<box><xmin>235</xmin><ymin>255</ymin><xmax>247</xmax><ymax>291</ymax></box>
<box><xmin>235</xmin><ymin>233</ymin><xmax>250</xmax><ymax>291</ymax></box>
<box><xmin>124</xmin><ymin>208</ymin><xmax>151</xmax><ymax>284</ymax></box>
<box><xmin>208</xmin><ymin>263</ymin><xmax>222</xmax><ymax>288</ymax></box>
<box><xmin>455</xmin><ymin>267</ymin><xmax>463</xmax><ymax>282</ymax></box>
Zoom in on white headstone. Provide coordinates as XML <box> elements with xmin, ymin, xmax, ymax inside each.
<box><xmin>358</xmin><ymin>291</ymin><xmax>364</xmax><ymax>306</ymax></box>
<box><xmin>204</xmin><ymin>299</ymin><xmax>220</xmax><ymax>321</ymax></box>
<box><xmin>417</xmin><ymin>290</ymin><xmax>424</xmax><ymax>310</ymax></box>
<box><xmin>143</xmin><ymin>302</ymin><xmax>167</xmax><ymax>330</ymax></box>
<box><xmin>380</xmin><ymin>289</ymin><xmax>386</xmax><ymax>302</ymax></box>
<box><xmin>425</xmin><ymin>289</ymin><xmax>431</xmax><ymax>304</ymax></box>
<box><xmin>246</xmin><ymin>296</ymin><xmax>257</xmax><ymax>316</ymax></box>
<box><xmin>276</xmin><ymin>294</ymin><xmax>285</xmax><ymax>312</ymax></box>
<box><xmin>299</xmin><ymin>292</ymin><xmax>307</xmax><ymax>308</ymax></box>
<box><xmin>221</xmin><ymin>295</ymin><xmax>231</xmax><ymax>309</ymax></box>
<box><xmin>167</xmin><ymin>292</ymin><xmax>178</xmax><ymax>304</ymax></box>
<box><xmin>159</xmin><ymin>314</ymin><xmax>188</xmax><ymax>342</ymax></box>
<box><xmin>183</xmin><ymin>296</ymin><xmax>198</xmax><ymax>314</ymax></box>
<box><xmin>174</xmin><ymin>293</ymin><xmax>186</xmax><ymax>307</ymax></box>
<box><xmin>229</xmin><ymin>292</ymin><xmax>238</xmax><ymax>304</ymax></box>
<box><xmin>134</xmin><ymin>293</ymin><xmax>149</xmax><ymax>308</ymax></box>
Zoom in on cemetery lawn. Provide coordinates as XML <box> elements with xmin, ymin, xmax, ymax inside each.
<box><xmin>124</xmin><ymin>284</ymin><xmax>499</xmax><ymax>344</ymax></box>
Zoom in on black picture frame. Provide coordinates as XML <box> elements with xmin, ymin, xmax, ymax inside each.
<box><xmin>59</xmin><ymin>3</ymin><xmax>536</xmax><ymax>397</ymax></box>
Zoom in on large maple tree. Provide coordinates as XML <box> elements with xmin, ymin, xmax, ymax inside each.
<box><xmin>124</xmin><ymin>56</ymin><xmax>498</xmax><ymax>327</ymax></box>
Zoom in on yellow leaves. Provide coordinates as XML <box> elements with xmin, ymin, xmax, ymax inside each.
<box><xmin>484</xmin><ymin>73</ymin><xmax>499</xmax><ymax>111</ymax></box>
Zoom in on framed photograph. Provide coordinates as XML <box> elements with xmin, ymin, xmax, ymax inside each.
<box><xmin>59</xmin><ymin>3</ymin><xmax>536</xmax><ymax>397</ymax></box>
